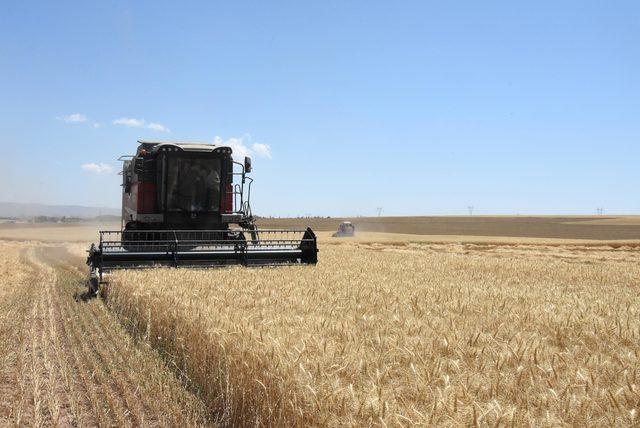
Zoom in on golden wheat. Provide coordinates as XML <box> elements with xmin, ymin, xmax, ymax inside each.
<box><xmin>107</xmin><ymin>242</ymin><xmax>640</xmax><ymax>426</ymax></box>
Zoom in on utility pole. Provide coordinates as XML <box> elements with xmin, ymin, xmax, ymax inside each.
<box><xmin>376</xmin><ymin>207</ymin><xmax>383</xmax><ymax>217</ymax></box>
<box><xmin>467</xmin><ymin>205</ymin><xmax>474</xmax><ymax>216</ymax></box>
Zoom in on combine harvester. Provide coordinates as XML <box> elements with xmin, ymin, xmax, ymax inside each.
<box><xmin>87</xmin><ymin>140</ymin><xmax>318</xmax><ymax>294</ymax></box>
<box><xmin>332</xmin><ymin>221</ymin><xmax>355</xmax><ymax>237</ymax></box>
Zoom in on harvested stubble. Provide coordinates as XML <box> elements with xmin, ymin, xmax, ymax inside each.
<box><xmin>0</xmin><ymin>242</ymin><xmax>210</xmax><ymax>426</ymax></box>
<box><xmin>108</xmin><ymin>242</ymin><xmax>640</xmax><ymax>426</ymax></box>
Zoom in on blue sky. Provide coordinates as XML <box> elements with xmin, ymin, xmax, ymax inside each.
<box><xmin>1</xmin><ymin>1</ymin><xmax>638</xmax><ymax>216</ymax></box>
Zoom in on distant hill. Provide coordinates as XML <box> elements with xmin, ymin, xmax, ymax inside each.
<box><xmin>0</xmin><ymin>202</ymin><xmax>120</xmax><ymax>219</ymax></box>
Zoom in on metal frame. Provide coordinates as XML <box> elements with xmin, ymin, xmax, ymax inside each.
<box><xmin>87</xmin><ymin>228</ymin><xmax>318</xmax><ymax>288</ymax></box>
<box><xmin>231</xmin><ymin>160</ymin><xmax>253</xmax><ymax>217</ymax></box>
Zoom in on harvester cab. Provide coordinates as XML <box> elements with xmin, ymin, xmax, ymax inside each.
<box><xmin>87</xmin><ymin>140</ymin><xmax>318</xmax><ymax>294</ymax></box>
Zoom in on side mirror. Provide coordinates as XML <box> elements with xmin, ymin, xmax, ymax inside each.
<box><xmin>244</xmin><ymin>156</ymin><xmax>252</xmax><ymax>173</ymax></box>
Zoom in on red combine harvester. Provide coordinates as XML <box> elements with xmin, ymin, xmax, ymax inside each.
<box><xmin>87</xmin><ymin>140</ymin><xmax>318</xmax><ymax>294</ymax></box>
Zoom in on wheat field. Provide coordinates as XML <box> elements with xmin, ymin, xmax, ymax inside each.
<box><xmin>106</xmin><ymin>241</ymin><xmax>640</xmax><ymax>426</ymax></box>
<box><xmin>2</xmin><ymin>220</ymin><xmax>640</xmax><ymax>426</ymax></box>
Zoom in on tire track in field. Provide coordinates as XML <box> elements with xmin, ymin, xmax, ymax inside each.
<box><xmin>0</xmin><ymin>242</ymin><xmax>211</xmax><ymax>426</ymax></box>
<box><xmin>40</xmin><ymin>269</ymin><xmax>85</xmax><ymax>427</ymax></box>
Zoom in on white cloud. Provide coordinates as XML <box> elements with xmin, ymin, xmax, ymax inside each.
<box><xmin>113</xmin><ymin>117</ymin><xmax>170</xmax><ymax>132</ymax></box>
<box><xmin>216</xmin><ymin>136</ymin><xmax>250</xmax><ymax>160</ymax></box>
<box><xmin>251</xmin><ymin>143</ymin><xmax>272</xmax><ymax>159</ymax></box>
<box><xmin>213</xmin><ymin>136</ymin><xmax>272</xmax><ymax>161</ymax></box>
<box><xmin>113</xmin><ymin>117</ymin><xmax>145</xmax><ymax>127</ymax></box>
<box><xmin>81</xmin><ymin>163</ymin><xmax>113</xmax><ymax>174</ymax></box>
<box><xmin>59</xmin><ymin>113</ymin><xmax>87</xmax><ymax>123</ymax></box>
<box><xmin>147</xmin><ymin>122</ymin><xmax>170</xmax><ymax>133</ymax></box>
<box><xmin>93</xmin><ymin>122</ymin><xmax>101</xmax><ymax>128</ymax></box>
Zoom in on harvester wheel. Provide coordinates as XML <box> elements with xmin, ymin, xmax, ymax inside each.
<box><xmin>89</xmin><ymin>276</ymin><xmax>99</xmax><ymax>295</ymax></box>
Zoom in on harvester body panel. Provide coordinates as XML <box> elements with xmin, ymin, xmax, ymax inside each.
<box><xmin>121</xmin><ymin>142</ymin><xmax>235</xmax><ymax>230</ymax></box>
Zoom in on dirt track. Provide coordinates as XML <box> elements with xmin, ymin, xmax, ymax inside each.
<box><xmin>0</xmin><ymin>243</ymin><xmax>210</xmax><ymax>426</ymax></box>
